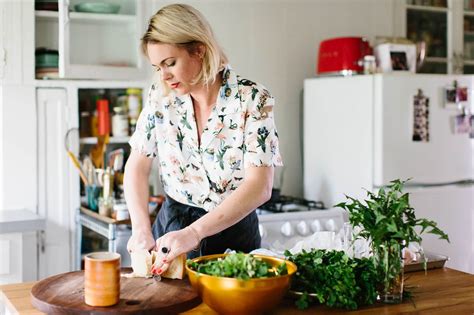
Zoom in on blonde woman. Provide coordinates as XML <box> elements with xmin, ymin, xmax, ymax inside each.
<box><xmin>125</xmin><ymin>4</ymin><xmax>282</xmax><ymax>275</ymax></box>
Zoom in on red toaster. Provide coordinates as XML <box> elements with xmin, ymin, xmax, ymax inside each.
<box><xmin>317</xmin><ymin>37</ymin><xmax>372</xmax><ymax>75</ymax></box>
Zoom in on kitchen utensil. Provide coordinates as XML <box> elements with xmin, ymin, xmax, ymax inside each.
<box><xmin>64</xmin><ymin>128</ymin><xmax>88</xmax><ymax>185</ymax></box>
<box><xmin>85</xmin><ymin>185</ymin><xmax>101</xmax><ymax>211</ymax></box>
<box><xmin>82</xmin><ymin>156</ymin><xmax>96</xmax><ymax>185</ymax></box>
<box><xmin>30</xmin><ymin>268</ymin><xmax>201</xmax><ymax>314</ymax></box>
<box><xmin>186</xmin><ymin>254</ymin><xmax>297</xmax><ymax>314</ymax></box>
<box><xmin>66</xmin><ymin>151</ymin><xmax>88</xmax><ymax>185</ymax></box>
<box><xmin>108</xmin><ymin>148</ymin><xmax>125</xmax><ymax>171</ymax></box>
<box><xmin>90</xmin><ymin>135</ymin><xmax>108</xmax><ymax>169</ymax></box>
<box><xmin>416</xmin><ymin>41</ymin><xmax>426</xmax><ymax>71</ymax></box>
<box><xmin>84</xmin><ymin>252</ymin><xmax>120</xmax><ymax>307</ymax></box>
<box><xmin>74</xmin><ymin>2</ymin><xmax>120</xmax><ymax>14</ymax></box>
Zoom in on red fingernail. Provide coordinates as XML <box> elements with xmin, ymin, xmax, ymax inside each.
<box><xmin>163</xmin><ymin>259</ymin><xmax>167</xmax><ymax>263</ymax></box>
<box><xmin>157</xmin><ymin>269</ymin><xmax>162</xmax><ymax>274</ymax></box>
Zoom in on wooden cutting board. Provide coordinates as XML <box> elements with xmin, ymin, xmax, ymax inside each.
<box><xmin>30</xmin><ymin>268</ymin><xmax>201</xmax><ymax>314</ymax></box>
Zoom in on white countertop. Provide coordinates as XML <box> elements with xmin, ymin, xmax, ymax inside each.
<box><xmin>0</xmin><ymin>209</ymin><xmax>46</xmax><ymax>234</ymax></box>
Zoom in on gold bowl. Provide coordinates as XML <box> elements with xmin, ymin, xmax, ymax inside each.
<box><xmin>186</xmin><ymin>253</ymin><xmax>297</xmax><ymax>315</ymax></box>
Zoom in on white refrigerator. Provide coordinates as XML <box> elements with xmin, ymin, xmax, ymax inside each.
<box><xmin>303</xmin><ymin>74</ymin><xmax>474</xmax><ymax>274</ymax></box>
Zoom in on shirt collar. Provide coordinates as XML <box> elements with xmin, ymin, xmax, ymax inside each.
<box><xmin>171</xmin><ymin>65</ymin><xmax>242</xmax><ymax>151</ymax></box>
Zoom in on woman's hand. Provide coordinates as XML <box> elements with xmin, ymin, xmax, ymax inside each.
<box><xmin>127</xmin><ymin>230</ymin><xmax>156</xmax><ymax>253</ymax></box>
<box><xmin>152</xmin><ymin>226</ymin><xmax>201</xmax><ymax>275</ymax></box>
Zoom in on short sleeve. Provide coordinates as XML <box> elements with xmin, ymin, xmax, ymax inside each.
<box><xmin>243</xmin><ymin>87</ymin><xmax>283</xmax><ymax>168</ymax></box>
<box><xmin>129</xmin><ymin>85</ymin><xmax>158</xmax><ymax>158</ymax></box>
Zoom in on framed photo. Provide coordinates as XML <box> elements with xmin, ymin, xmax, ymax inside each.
<box><xmin>374</xmin><ymin>43</ymin><xmax>416</xmax><ymax>73</ymax></box>
<box><xmin>390</xmin><ymin>52</ymin><xmax>409</xmax><ymax>71</ymax></box>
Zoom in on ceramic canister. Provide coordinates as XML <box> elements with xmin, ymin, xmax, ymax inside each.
<box><xmin>84</xmin><ymin>252</ymin><xmax>121</xmax><ymax>306</ymax></box>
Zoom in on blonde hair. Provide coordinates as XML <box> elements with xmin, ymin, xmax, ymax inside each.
<box><xmin>141</xmin><ymin>4</ymin><xmax>228</xmax><ymax>89</ymax></box>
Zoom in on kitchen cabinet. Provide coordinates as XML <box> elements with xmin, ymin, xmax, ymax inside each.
<box><xmin>399</xmin><ymin>0</ymin><xmax>474</xmax><ymax>74</ymax></box>
<box><xmin>34</xmin><ymin>0</ymin><xmax>147</xmax><ymax>80</ymax></box>
<box><xmin>0</xmin><ymin>210</ymin><xmax>45</xmax><ymax>285</ymax></box>
<box><xmin>37</xmin><ymin>88</ymin><xmax>76</xmax><ymax>278</ymax></box>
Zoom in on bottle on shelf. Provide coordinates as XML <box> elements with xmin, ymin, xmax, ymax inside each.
<box><xmin>112</xmin><ymin>106</ymin><xmax>129</xmax><ymax>137</ymax></box>
<box><xmin>96</xmin><ymin>99</ymin><xmax>110</xmax><ymax>136</ymax></box>
<box><xmin>126</xmin><ymin>88</ymin><xmax>142</xmax><ymax>134</ymax></box>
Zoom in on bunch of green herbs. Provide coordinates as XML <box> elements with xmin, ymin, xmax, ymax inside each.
<box><xmin>285</xmin><ymin>249</ymin><xmax>378</xmax><ymax>310</ymax></box>
<box><xmin>336</xmin><ymin>179</ymin><xmax>449</xmax><ymax>295</ymax></box>
<box><xmin>187</xmin><ymin>253</ymin><xmax>287</xmax><ymax>280</ymax></box>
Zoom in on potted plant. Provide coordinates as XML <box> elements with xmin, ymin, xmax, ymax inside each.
<box><xmin>336</xmin><ymin>179</ymin><xmax>449</xmax><ymax>303</ymax></box>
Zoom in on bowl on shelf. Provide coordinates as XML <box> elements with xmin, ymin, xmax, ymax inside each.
<box><xmin>186</xmin><ymin>253</ymin><xmax>297</xmax><ymax>315</ymax></box>
<box><xmin>35</xmin><ymin>48</ymin><xmax>59</xmax><ymax>68</ymax></box>
<box><xmin>74</xmin><ymin>2</ymin><xmax>120</xmax><ymax>14</ymax></box>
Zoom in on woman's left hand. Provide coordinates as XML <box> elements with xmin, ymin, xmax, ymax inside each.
<box><xmin>152</xmin><ymin>226</ymin><xmax>201</xmax><ymax>275</ymax></box>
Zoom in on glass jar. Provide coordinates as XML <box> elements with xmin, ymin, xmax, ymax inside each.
<box><xmin>112</xmin><ymin>106</ymin><xmax>129</xmax><ymax>137</ymax></box>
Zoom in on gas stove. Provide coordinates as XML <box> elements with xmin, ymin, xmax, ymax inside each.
<box><xmin>256</xmin><ymin>195</ymin><xmax>348</xmax><ymax>254</ymax></box>
<box><xmin>256</xmin><ymin>195</ymin><xmax>326</xmax><ymax>215</ymax></box>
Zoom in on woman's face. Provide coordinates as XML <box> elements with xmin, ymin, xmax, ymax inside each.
<box><xmin>147</xmin><ymin>42</ymin><xmax>203</xmax><ymax>95</ymax></box>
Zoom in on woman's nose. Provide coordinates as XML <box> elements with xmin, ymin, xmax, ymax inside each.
<box><xmin>162</xmin><ymin>70</ymin><xmax>172</xmax><ymax>81</ymax></box>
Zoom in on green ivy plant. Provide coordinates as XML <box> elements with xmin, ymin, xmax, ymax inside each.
<box><xmin>335</xmin><ymin>179</ymin><xmax>449</xmax><ymax>302</ymax></box>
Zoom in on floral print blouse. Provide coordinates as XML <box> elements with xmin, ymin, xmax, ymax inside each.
<box><xmin>129</xmin><ymin>65</ymin><xmax>283</xmax><ymax>211</ymax></box>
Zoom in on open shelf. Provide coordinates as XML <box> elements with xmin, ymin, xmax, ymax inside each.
<box><xmin>406</xmin><ymin>4</ymin><xmax>449</xmax><ymax>13</ymax></box>
<box><xmin>80</xmin><ymin>136</ymin><xmax>131</xmax><ymax>145</ymax></box>
<box><xmin>35</xmin><ymin>10</ymin><xmax>135</xmax><ymax>23</ymax></box>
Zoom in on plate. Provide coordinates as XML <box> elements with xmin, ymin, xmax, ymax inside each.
<box><xmin>74</xmin><ymin>2</ymin><xmax>120</xmax><ymax>14</ymax></box>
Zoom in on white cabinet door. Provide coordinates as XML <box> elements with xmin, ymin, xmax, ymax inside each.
<box><xmin>37</xmin><ymin>88</ymin><xmax>73</xmax><ymax>277</ymax></box>
<box><xmin>57</xmin><ymin>0</ymin><xmax>146</xmax><ymax>80</ymax></box>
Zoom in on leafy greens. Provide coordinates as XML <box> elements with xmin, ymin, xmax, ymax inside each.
<box><xmin>187</xmin><ymin>253</ymin><xmax>288</xmax><ymax>280</ymax></box>
<box><xmin>285</xmin><ymin>249</ymin><xmax>378</xmax><ymax>310</ymax></box>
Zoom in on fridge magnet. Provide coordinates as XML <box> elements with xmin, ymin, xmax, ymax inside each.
<box><xmin>412</xmin><ymin>89</ymin><xmax>430</xmax><ymax>142</ymax></box>
<box><xmin>453</xmin><ymin>114</ymin><xmax>471</xmax><ymax>134</ymax></box>
<box><xmin>470</xmin><ymin>115</ymin><xmax>474</xmax><ymax>139</ymax></box>
<box><xmin>444</xmin><ymin>80</ymin><xmax>469</xmax><ymax>109</ymax></box>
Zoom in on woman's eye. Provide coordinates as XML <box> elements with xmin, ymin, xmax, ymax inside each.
<box><xmin>154</xmin><ymin>67</ymin><xmax>161</xmax><ymax>72</ymax></box>
<box><xmin>166</xmin><ymin>61</ymin><xmax>176</xmax><ymax>67</ymax></box>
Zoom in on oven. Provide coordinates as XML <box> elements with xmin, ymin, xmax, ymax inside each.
<box><xmin>256</xmin><ymin>195</ymin><xmax>348</xmax><ymax>254</ymax></box>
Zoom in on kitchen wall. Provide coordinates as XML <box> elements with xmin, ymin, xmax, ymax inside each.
<box><xmin>150</xmin><ymin>0</ymin><xmax>400</xmax><ymax>197</ymax></box>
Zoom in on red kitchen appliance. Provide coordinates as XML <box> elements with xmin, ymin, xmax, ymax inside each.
<box><xmin>317</xmin><ymin>37</ymin><xmax>372</xmax><ymax>76</ymax></box>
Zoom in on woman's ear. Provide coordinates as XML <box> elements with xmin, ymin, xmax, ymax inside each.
<box><xmin>196</xmin><ymin>44</ymin><xmax>206</xmax><ymax>59</ymax></box>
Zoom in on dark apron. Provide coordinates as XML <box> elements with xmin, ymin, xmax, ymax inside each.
<box><xmin>152</xmin><ymin>195</ymin><xmax>261</xmax><ymax>259</ymax></box>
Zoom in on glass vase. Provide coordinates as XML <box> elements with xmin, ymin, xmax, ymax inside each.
<box><xmin>373</xmin><ymin>241</ymin><xmax>404</xmax><ymax>304</ymax></box>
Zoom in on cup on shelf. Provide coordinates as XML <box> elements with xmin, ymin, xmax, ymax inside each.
<box><xmin>86</xmin><ymin>185</ymin><xmax>102</xmax><ymax>211</ymax></box>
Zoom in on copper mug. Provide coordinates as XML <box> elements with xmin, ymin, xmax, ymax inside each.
<box><xmin>84</xmin><ymin>252</ymin><xmax>121</xmax><ymax>306</ymax></box>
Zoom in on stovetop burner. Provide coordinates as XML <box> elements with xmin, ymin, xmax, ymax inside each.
<box><xmin>257</xmin><ymin>195</ymin><xmax>326</xmax><ymax>214</ymax></box>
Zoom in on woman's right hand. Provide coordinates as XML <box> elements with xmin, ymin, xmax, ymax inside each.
<box><xmin>127</xmin><ymin>230</ymin><xmax>155</xmax><ymax>253</ymax></box>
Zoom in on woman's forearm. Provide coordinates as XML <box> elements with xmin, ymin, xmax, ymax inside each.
<box><xmin>190</xmin><ymin>167</ymin><xmax>273</xmax><ymax>240</ymax></box>
<box><xmin>124</xmin><ymin>153</ymin><xmax>153</xmax><ymax>233</ymax></box>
